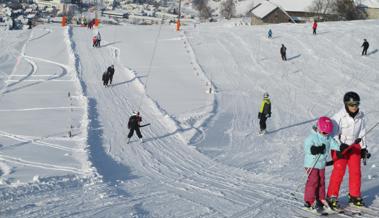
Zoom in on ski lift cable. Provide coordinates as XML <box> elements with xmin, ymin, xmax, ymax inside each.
<box><xmin>136</xmin><ymin>18</ymin><xmax>165</xmax><ymax>112</ymax></box>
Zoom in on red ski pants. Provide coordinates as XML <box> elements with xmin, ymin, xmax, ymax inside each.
<box><xmin>327</xmin><ymin>144</ymin><xmax>362</xmax><ymax>198</ymax></box>
<box><xmin>304</xmin><ymin>168</ymin><xmax>325</xmax><ymax>204</ymax></box>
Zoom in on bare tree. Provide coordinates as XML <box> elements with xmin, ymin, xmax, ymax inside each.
<box><xmin>309</xmin><ymin>0</ymin><xmax>335</xmax><ymax>19</ymax></box>
<box><xmin>220</xmin><ymin>0</ymin><xmax>236</xmax><ymax>19</ymax></box>
<box><xmin>193</xmin><ymin>0</ymin><xmax>212</xmax><ymax>20</ymax></box>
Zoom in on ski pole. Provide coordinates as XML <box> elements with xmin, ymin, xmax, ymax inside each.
<box><xmin>328</xmin><ymin>121</ymin><xmax>379</xmax><ymax>164</ymax></box>
<box><xmin>291</xmin><ymin>153</ymin><xmax>322</xmax><ymax>199</ymax></box>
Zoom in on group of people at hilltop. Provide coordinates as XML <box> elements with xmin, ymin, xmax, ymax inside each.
<box><xmin>259</xmin><ymin>91</ymin><xmax>371</xmax><ymax>213</ymax></box>
<box><xmin>268</xmin><ymin>21</ymin><xmax>371</xmax><ymax>61</ymax></box>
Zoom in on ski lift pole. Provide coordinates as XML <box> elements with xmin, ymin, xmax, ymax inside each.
<box><xmin>291</xmin><ymin>153</ymin><xmax>322</xmax><ymax>199</ymax></box>
<box><xmin>363</xmin><ymin>121</ymin><xmax>379</xmax><ymax>165</ymax></box>
<box><xmin>363</xmin><ymin>121</ymin><xmax>379</xmax><ymax>138</ymax></box>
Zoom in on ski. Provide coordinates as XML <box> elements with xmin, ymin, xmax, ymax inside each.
<box><xmin>301</xmin><ymin>206</ymin><xmax>329</xmax><ymax>216</ymax></box>
<box><xmin>343</xmin><ymin>204</ymin><xmax>378</xmax><ymax>217</ymax></box>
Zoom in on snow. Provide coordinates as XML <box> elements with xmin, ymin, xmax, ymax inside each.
<box><xmin>1</xmin><ymin>19</ymin><xmax>379</xmax><ymax>217</ymax></box>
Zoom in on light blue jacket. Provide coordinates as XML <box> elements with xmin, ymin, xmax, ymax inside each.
<box><xmin>304</xmin><ymin>128</ymin><xmax>340</xmax><ymax>169</ymax></box>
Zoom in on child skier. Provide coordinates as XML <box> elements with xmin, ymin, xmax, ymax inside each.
<box><xmin>312</xmin><ymin>21</ymin><xmax>318</xmax><ymax>35</ymax></box>
<box><xmin>303</xmin><ymin>116</ymin><xmax>340</xmax><ymax>212</ymax></box>
<box><xmin>92</xmin><ymin>35</ymin><xmax>97</xmax><ymax>47</ymax></box>
<box><xmin>268</xmin><ymin>29</ymin><xmax>272</xmax><ymax>38</ymax></box>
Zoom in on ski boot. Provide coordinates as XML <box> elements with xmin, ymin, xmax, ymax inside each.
<box><xmin>304</xmin><ymin>201</ymin><xmax>317</xmax><ymax>210</ymax></box>
<box><xmin>349</xmin><ymin>194</ymin><xmax>365</xmax><ymax>207</ymax></box>
<box><xmin>304</xmin><ymin>201</ymin><xmax>326</xmax><ymax>215</ymax></box>
<box><xmin>320</xmin><ymin>199</ymin><xmax>331</xmax><ymax>210</ymax></box>
<box><xmin>327</xmin><ymin>196</ymin><xmax>342</xmax><ymax>211</ymax></box>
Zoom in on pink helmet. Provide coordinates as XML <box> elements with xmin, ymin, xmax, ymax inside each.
<box><xmin>317</xmin><ymin>116</ymin><xmax>333</xmax><ymax>134</ymax></box>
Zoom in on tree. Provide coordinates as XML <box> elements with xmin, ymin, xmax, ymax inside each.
<box><xmin>333</xmin><ymin>0</ymin><xmax>367</xmax><ymax>20</ymax></box>
<box><xmin>220</xmin><ymin>0</ymin><xmax>236</xmax><ymax>19</ymax></box>
<box><xmin>309</xmin><ymin>0</ymin><xmax>334</xmax><ymax>20</ymax></box>
<box><xmin>193</xmin><ymin>0</ymin><xmax>212</xmax><ymax>20</ymax></box>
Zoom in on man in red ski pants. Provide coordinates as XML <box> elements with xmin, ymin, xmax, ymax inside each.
<box><xmin>328</xmin><ymin>143</ymin><xmax>361</xmax><ymax>202</ymax></box>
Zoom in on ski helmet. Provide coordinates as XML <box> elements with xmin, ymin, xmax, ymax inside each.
<box><xmin>317</xmin><ymin>116</ymin><xmax>333</xmax><ymax>134</ymax></box>
<box><xmin>343</xmin><ymin>91</ymin><xmax>360</xmax><ymax>105</ymax></box>
<box><xmin>263</xmin><ymin>92</ymin><xmax>269</xmax><ymax>98</ymax></box>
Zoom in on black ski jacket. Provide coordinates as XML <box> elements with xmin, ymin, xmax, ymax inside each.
<box><xmin>128</xmin><ymin>115</ymin><xmax>142</xmax><ymax>129</ymax></box>
<box><xmin>362</xmin><ymin>41</ymin><xmax>369</xmax><ymax>49</ymax></box>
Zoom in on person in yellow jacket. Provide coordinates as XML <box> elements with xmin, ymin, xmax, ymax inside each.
<box><xmin>258</xmin><ymin>92</ymin><xmax>272</xmax><ymax>134</ymax></box>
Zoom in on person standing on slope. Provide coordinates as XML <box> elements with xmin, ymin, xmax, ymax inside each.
<box><xmin>280</xmin><ymin>44</ymin><xmax>287</xmax><ymax>61</ymax></box>
<box><xmin>102</xmin><ymin>71</ymin><xmax>109</xmax><ymax>87</ymax></box>
<box><xmin>361</xmin><ymin>39</ymin><xmax>369</xmax><ymax>56</ymax></box>
<box><xmin>107</xmin><ymin>64</ymin><xmax>115</xmax><ymax>85</ymax></box>
<box><xmin>326</xmin><ymin>91</ymin><xmax>370</xmax><ymax>209</ymax></box>
<box><xmin>312</xmin><ymin>21</ymin><xmax>318</xmax><ymax>35</ymax></box>
<box><xmin>127</xmin><ymin>111</ymin><xmax>144</xmax><ymax>143</ymax></box>
<box><xmin>96</xmin><ymin>32</ymin><xmax>101</xmax><ymax>47</ymax></box>
<box><xmin>258</xmin><ymin>92</ymin><xmax>271</xmax><ymax>135</ymax></box>
<box><xmin>303</xmin><ymin>117</ymin><xmax>340</xmax><ymax>211</ymax></box>
<box><xmin>268</xmin><ymin>29</ymin><xmax>272</xmax><ymax>39</ymax></box>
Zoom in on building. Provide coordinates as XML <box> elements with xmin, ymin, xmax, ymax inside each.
<box><xmin>249</xmin><ymin>0</ymin><xmax>317</xmax><ymax>25</ymax></box>
<box><xmin>358</xmin><ymin>0</ymin><xmax>379</xmax><ymax>19</ymax></box>
<box><xmin>35</xmin><ymin>0</ymin><xmax>78</xmax><ymax>16</ymax></box>
<box><xmin>250</xmin><ymin>1</ymin><xmax>289</xmax><ymax>25</ymax></box>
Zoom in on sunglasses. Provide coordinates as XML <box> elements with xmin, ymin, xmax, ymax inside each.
<box><xmin>320</xmin><ymin>131</ymin><xmax>329</xmax><ymax>135</ymax></box>
<box><xmin>347</xmin><ymin>102</ymin><xmax>359</xmax><ymax>107</ymax></box>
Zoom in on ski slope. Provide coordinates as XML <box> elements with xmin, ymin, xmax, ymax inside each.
<box><xmin>1</xmin><ymin>20</ymin><xmax>379</xmax><ymax>217</ymax></box>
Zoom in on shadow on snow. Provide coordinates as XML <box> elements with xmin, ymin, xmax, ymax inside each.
<box><xmin>87</xmin><ymin>97</ymin><xmax>138</xmax><ymax>186</ymax></box>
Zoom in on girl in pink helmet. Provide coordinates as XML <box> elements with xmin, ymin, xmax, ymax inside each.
<box><xmin>303</xmin><ymin>116</ymin><xmax>340</xmax><ymax>212</ymax></box>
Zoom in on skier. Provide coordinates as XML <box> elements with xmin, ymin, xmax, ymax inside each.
<box><xmin>268</xmin><ymin>29</ymin><xmax>272</xmax><ymax>38</ymax></box>
<box><xmin>258</xmin><ymin>92</ymin><xmax>271</xmax><ymax>134</ymax></box>
<box><xmin>326</xmin><ymin>91</ymin><xmax>370</xmax><ymax>209</ymax></box>
<box><xmin>303</xmin><ymin>117</ymin><xmax>340</xmax><ymax>212</ymax></box>
<box><xmin>312</xmin><ymin>21</ymin><xmax>318</xmax><ymax>35</ymax></box>
<box><xmin>127</xmin><ymin>111</ymin><xmax>144</xmax><ymax>143</ymax></box>
<box><xmin>92</xmin><ymin>35</ymin><xmax>97</xmax><ymax>47</ymax></box>
<box><xmin>280</xmin><ymin>44</ymin><xmax>287</xmax><ymax>61</ymax></box>
<box><xmin>96</xmin><ymin>32</ymin><xmax>102</xmax><ymax>47</ymax></box>
<box><xmin>102</xmin><ymin>71</ymin><xmax>109</xmax><ymax>87</ymax></box>
<box><xmin>361</xmin><ymin>39</ymin><xmax>369</xmax><ymax>56</ymax></box>
<box><xmin>27</xmin><ymin>18</ymin><xmax>32</xmax><ymax>29</ymax></box>
<box><xmin>107</xmin><ymin>65</ymin><xmax>115</xmax><ymax>85</ymax></box>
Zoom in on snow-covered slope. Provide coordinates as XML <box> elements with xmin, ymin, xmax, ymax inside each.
<box><xmin>1</xmin><ymin>19</ymin><xmax>379</xmax><ymax>217</ymax></box>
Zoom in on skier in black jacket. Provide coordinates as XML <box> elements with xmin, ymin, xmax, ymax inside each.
<box><xmin>102</xmin><ymin>71</ymin><xmax>109</xmax><ymax>87</ymax></box>
<box><xmin>280</xmin><ymin>44</ymin><xmax>287</xmax><ymax>61</ymax></box>
<box><xmin>107</xmin><ymin>65</ymin><xmax>115</xmax><ymax>85</ymax></box>
<box><xmin>127</xmin><ymin>112</ymin><xmax>143</xmax><ymax>143</ymax></box>
<box><xmin>361</xmin><ymin>39</ymin><xmax>369</xmax><ymax>56</ymax></box>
